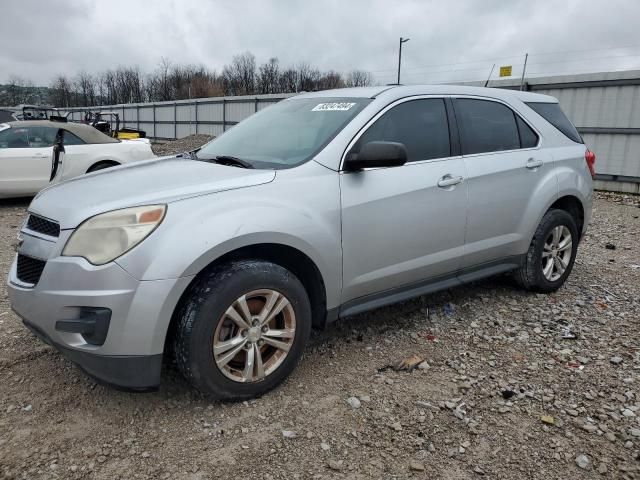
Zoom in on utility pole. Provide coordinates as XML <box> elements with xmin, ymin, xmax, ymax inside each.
<box><xmin>397</xmin><ymin>37</ymin><xmax>410</xmax><ymax>84</ymax></box>
<box><xmin>520</xmin><ymin>53</ymin><xmax>529</xmax><ymax>91</ymax></box>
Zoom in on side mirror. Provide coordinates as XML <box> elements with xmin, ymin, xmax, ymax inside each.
<box><xmin>343</xmin><ymin>141</ymin><xmax>408</xmax><ymax>171</ymax></box>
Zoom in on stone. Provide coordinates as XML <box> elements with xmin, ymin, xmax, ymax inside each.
<box><xmin>346</xmin><ymin>397</ymin><xmax>361</xmax><ymax>409</ymax></box>
<box><xmin>390</xmin><ymin>422</ymin><xmax>403</xmax><ymax>431</ymax></box>
<box><xmin>409</xmin><ymin>461</ymin><xmax>425</xmax><ymax>472</ymax></box>
<box><xmin>610</xmin><ymin>356</ymin><xmax>623</xmax><ymax>365</ymax></box>
<box><xmin>575</xmin><ymin>454</ymin><xmax>590</xmax><ymax>470</ymax></box>
<box><xmin>282</xmin><ymin>430</ymin><xmax>297</xmax><ymax>439</ymax></box>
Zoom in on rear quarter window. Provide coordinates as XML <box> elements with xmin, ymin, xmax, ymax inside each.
<box><xmin>63</xmin><ymin>131</ymin><xmax>86</xmax><ymax>145</ymax></box>
<box><xmin>526</xmin><ymin>102</ymin><xmax>583</xmax><ymax>144</ymax></box>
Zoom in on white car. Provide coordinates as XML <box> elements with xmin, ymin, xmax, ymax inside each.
<box><xmin>0</xmin><ymin>120</ymin><xmax>156</xmax><ymax>198</ymax></box>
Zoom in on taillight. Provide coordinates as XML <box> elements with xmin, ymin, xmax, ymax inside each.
<box><xmin>585</xmin><ymin>149</ymin><xmax>596</xmax><ymax>179</ymax></box>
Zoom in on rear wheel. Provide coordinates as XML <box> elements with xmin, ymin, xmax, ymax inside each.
<box><xmin>173</xmin><ymin>260</ymin><xmax>311</xmax><ymax>400</ymax></box>
<box><xmin>514</xmin><ymin>209</ymin><xmax>579</xmax><ymax>292</ymax></box>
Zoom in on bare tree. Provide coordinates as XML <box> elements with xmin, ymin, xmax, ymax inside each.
<box><xmin>345</xmin><ymin>70</ymin><xmax>373</xmax><ymax>87</ymax></box>
<box><xmin>74</xmin><ymin>72</ymin><xmax>96</xmax><ymax>107</ymax></box>
<box><xmin>317</xmin><ymin>70</ymin><xmax>344</xmax><ymax>90</ymax></box>
<box><xmin>49</xmin><ymin>75</ymin><xmax>73</xmax><ymax>107</ymax></box>
<box><xmin>258</xmin><ymin>58</ymin><xmax>280</xmax><ymax>94</ymax></box>
<box><xmin>40</xmin><ymin>52</ymin><xmax>373</xmax><ymax>107</ymax></box>
<box><xmin>222</xmin><ymin>52</ymin><xmax>257</xmax><ymax>95</ymax></box>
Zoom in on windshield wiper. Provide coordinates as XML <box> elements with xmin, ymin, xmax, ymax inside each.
<box><xmin>208</xmin><ymin>155</ymin><xmax>255</xmax><ymax>169</ymax></box>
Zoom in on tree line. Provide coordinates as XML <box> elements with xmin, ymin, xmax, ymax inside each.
<box><xmin>14</xmin><ymin>52</ymin><xmax>373</xmax><ymax>108</ymax></box>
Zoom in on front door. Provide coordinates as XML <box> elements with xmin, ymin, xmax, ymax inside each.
<box><xmin>0</xmin><ymin>126</ymin><xmax>53</xmax><ymax>196</ymax></box>
<box><xmin>340</xmin><ymin>97</ymin><xmax>468</xmax><ymax>304</ymax></box>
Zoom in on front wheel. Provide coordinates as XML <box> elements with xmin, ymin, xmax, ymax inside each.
<box><xmin>514</xmin><ymin>209</ymin><xmax>579</xmax><ymax>293</ymax></box>
<box><xmin>173</xmin><ymin>260</ymin><xmax>312</xmax><ymax>400</ymax></box>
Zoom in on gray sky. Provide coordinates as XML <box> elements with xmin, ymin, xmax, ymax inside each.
<box><xmin>2</xmin><ymin>0</ymin><xmax>639</xmax><ymax>86</ymax></box>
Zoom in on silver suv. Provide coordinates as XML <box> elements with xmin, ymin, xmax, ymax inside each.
<box><xmin>7</xmin><ymin>85</ymin><xmax>594</xmax><ymax>400</ymax></box>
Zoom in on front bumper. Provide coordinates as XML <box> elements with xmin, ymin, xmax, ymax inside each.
<box><xmin>7</xmin><ymin>253</ymin><xmax>193</xmax><ymax>391</ymax></box>
<box><xmin>21</xmin><ymin>317</ymin><xmax>162</xmax><ymax>391</ymax></box>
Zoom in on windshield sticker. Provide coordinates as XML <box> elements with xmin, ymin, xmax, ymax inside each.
<box><xmin>311</xmin><ymin>102</ymin><xmax>356</xmax><ymax>112</ymax></box>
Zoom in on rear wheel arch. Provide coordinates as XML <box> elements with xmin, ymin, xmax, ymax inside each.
<box><xmin>548</xmin><ymin>195</ymin><xmax>585</xmax><ymax>237</ymax></box>
<box><xmin>87</xmin><ymin>160</ymin><xmax>119</xmax><ymax>173</ymax></box>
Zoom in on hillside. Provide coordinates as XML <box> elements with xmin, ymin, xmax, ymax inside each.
<box><xmin>0</xmin><ymin>84</ymin><xmax>51</xmax><ymax>107</ymax></box>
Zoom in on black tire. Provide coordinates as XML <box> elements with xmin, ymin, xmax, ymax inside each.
<box><xmin>514</xmin><ymin>209</ymin><xmax>579</xmax><ymax>293</ymax></box>
<box><xmin>173</xmin><ymin>260</ymin><xmax>312</xmax><ymax>401</ymax></box>
<box><xmin>87</xmin><ymin>161</ymin><xmax>118</xmax><ymax>173</ymax></box>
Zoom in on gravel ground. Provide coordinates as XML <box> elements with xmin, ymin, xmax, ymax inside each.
<box><xmin>151</xmin><ymin>135</ymin><xmax>213</xmax><ymax>156</ymax></box>
<box><xmin>1</xmin><ymin>177</ymin><xmax>639</xmax><ymax>478</ymax></box>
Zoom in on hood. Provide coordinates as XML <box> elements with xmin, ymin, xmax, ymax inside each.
<box><xmin>29</xmin><ymin>156</ymin><xmax>275</xmax><ymax>229</ymax></box>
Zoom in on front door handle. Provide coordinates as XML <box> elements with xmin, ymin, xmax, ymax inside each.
<box><xmin>437</xmin><ymin>175</ymin><xmax>464</xmax><ymax>188</ymax></box>
<box><xmin>526</xmin><ymin>158</ymin><xmax>544</xmax><ymax>169</ymax></box>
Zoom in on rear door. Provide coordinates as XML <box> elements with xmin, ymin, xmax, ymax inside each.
<box><xmin>453</xmin><ymin>97</ymin><xmax>552</xmax><ymax>268</ymax></box>
<box><xmin>340</xmin><ymin>97</ymin><xmax>468</xmax><ymax>304</ymax></box>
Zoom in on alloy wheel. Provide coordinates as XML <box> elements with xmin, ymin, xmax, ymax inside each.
<box><xmin>213</xmin><ymin>289</ymin><xmax>296</xmax><ymax>383</ymax></box>
<box><xmin>541</xmin><ymin>225</ymin><xmax>572</xmax><ymax>282</ymax></box>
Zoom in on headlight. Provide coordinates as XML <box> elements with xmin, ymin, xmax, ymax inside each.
<box><xmin>63</xmin><ymin>205</ymin><xmax>166</xmax><ymax>265</ymax></box>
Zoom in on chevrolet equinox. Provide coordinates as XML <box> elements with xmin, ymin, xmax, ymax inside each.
<box><xmin>8</xmin><ymin>85</ymin><xmax>594</xmax><ymax>400</ymax></box>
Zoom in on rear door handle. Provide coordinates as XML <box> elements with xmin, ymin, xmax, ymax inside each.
<box><xmin>437</xmin><ymin>175</ymin><xmax>464</xmax><ymax>188</ymax></box>
<box><xmin>526</xmin><ymin>158</ymin><xmax>544</xmax><ymax>169</ymax></box>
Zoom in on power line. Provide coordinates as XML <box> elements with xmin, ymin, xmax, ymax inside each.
<box><xmin>367</xmin><ymin>46</ymin><xmax>640</xmax><ymax>75</ymax></box>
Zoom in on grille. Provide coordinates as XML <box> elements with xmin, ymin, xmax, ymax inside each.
<box><xmin>16</xmin><ymin>255</ymin><xmax>46</xmax><ymax>285</ymax></box>
<box><xmin>26</xmin><ymin>214</ymin><xmax>60</xmax><ymax>238</ymax></box>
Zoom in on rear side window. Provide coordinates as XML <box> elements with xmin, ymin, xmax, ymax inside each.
<box><xmin>526</xmin><ymin>102</ymin><xmax>583</xmax><ymax>144</ymax></box>
<box><xmin>455</xmin><ymin>99</ymin><xmax>520</xmax><ymax>155</ymax></box>
<box><xmin>63</xmin><ymin>131</ymin><xmax>85</xmax><ymax>145</ymax></box>
<box><xmin>355</xmin><ymin>98</ymin><xmax>450</xmax><ymax>162</ymax></box>
<box><xmin>516</xmin><ymin>116</ymin><xmax>539</xmax><ymax>148</ymax></box>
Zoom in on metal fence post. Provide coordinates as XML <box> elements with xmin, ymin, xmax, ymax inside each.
<box><xmin>174</xmin><ymin>102</ymin><xmax>177</xmax><ymax>139</ymax></box>
<box><xmin>194</xmin><ymin>99</ymin><xmax>198</xmax><ymax>135</ymax></box>
<box><xmin>222</xmin><ymin>98</ymin><xmax>226</xmax><ymax>133</ymax></box>
<box><xmin>255</xmin><ymin>97</ymin><xmax>259</xmax><ymax>113</ymax></box>
<box><xmin>136</xmin><ymin>104</ymin><xmax>140</xmax><ymax>131</ymax></box>
<box><xmin>152</xmin><ymin>103</ymin><xmax>156</xmax><ymax>139</ymax></box>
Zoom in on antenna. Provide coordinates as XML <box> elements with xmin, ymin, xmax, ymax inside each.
<box><xmin>484</xmin><ymin>64</ymin><xmax>495</xmax><ymax>87</ymax></box>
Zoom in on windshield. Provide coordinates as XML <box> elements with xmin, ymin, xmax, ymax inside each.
<box><xmin>197</xmin><ymin>97</ymin><xmax>371</xmax><ymax>169</ymax></box>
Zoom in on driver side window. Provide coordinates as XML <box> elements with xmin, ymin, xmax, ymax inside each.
<box><xmin>28</xmin><ymin>127</ymin><xmax>58</xmax><ymax>147</ymax></box>
<box><xmin>0</xmin><ymin>127</ymin><xmax>30</xmax><ymax>149</ymax></box>
<box><xmin>355</xmin><ymin>99</ymin><xmax>451</xmax><ymax>162</ymax></box>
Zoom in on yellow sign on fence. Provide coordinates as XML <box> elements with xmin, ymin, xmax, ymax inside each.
<box><xmin>499</xmin><ymin>65</ymin><xmax>513</xmax><ymax>77</ymax></box>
